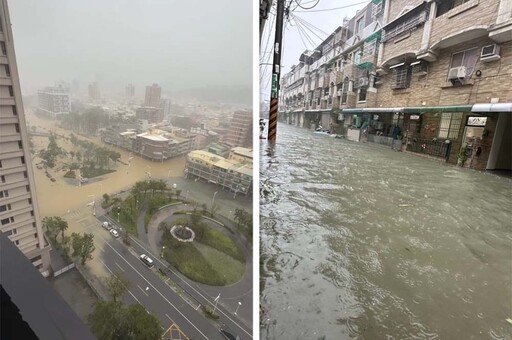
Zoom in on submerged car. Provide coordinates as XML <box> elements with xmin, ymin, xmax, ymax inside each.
<box><xmin>110</xmin><ymin>229</ymin><xmax>119</xmax><ymax>238</ymax></box>
<box><xmin>139</xmin><ymin>254</ymin><xmax>154</xmax><ymax>268</ymax></box>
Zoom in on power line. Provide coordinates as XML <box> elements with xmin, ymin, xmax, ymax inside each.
<box><xmin>294</xmin><ymin>0</ymin><xmax>369</xmax><ymax>13</ymax></box>
<box><xmin>292</xmin><ymin>14</ymin><xmax>329</xmax><ymax>37</ymax></box>
<box><xmin>294</xmin><ymin>0</ymin><xmax>320</xmax><ymax>10</ymax></box>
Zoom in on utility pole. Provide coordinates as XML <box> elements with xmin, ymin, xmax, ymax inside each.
<box><xmin>267</xmin><ymin>0</ymin><xmax>285</xmax><ymax>143</ymax></box>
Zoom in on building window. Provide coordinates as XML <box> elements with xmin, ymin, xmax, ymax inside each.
<box><xmin>21</xmin><ymin>156</ymin><xmax>25</xmax><ymax>164</ymax></box>
<box><xmin>15</xmin><ymin>240</ymin><xmax>19</xmax><ymax>245</ymax></box>
<box><xmin>449</xmin><ymin>48</ymin><xmax>479</xmax><ymax>77</ymax></box>
<box><xmin>356</xmin><ymin>17</ymin><xmax>365</xmax><ymax>34</ymax></box>
<box><xmin>30</xmin><ymin>255</ymin><xmax>42</xmax><ymax>263</ymax></box>
<box><xmin>0</xmin><ymin>190</ymin><xmax>7</xmax><ymax>198</ymax></box>
<box><xmin>358</xmin><ymin>87</ymin><xmax>367</xmax><ymax>102</ymax></box>
<box><xmin>12</xmin><ymin>105</ymin><xmax>17</xmax><ymax>115</ymax></box>
<box><xmin>439</xmin><ymin>112</ymin><xmax>463</xmax><ymax>139</ymax></box>
<box><xmin>437</xmin><ymin>0</ymin><xmax>471</xmax><ymax>16</ymax></box>
<box><xmin>18</xmin><ymin>141</ymin><xmax>23</xmax><ymax>149</ymax></box>
<box><xmin>391</xmin><ymin>65</ymin><xmax>412</xmax><ymax>89</ymax></box>
<box><xmin>0</xmin><ymin>41</ymin><xmax>6</xmax><ymax>55</ymax></box>
<box><xmin>0</xmin><ymin>205</ymin><xmax>6</xmax><ymax>212</ymax></box>
<box><xmin>31</xmin><ymin>210</ymin><xmax>34</xmax><ymax>217</ymax></box>
<box><xmin>4</xmin><ymin>64</ymin><xmax>10</xmax><ymax>77</ymax></box>
<box><xmin>1</xmin><ymin>175</ymin><xmax>5</xmax><ymax>184</ymax></box>
<box><xmin>0</xmin><ymin>160</ymin><xmax>2</xmax><ymax>168</ymax></box>
<box><xmin>8</xmin><ymin>86</ymin><xmax>14</xmax><ymax>97</ymax></box>
<box><xmin>26</xmin><ymin>185</ymin><xmax>30</xmax><ymax>192</ymax></box>
<box><xmin>1</xmin><ymin>218</ymin><xmax>10</xmax><ymax>226</ymax></box>
<box><xmin>15</xmin><ymin>123</ymin><xmax>20</xmax><ymax>133</ymax></box>
<box><xmin>24</xmin><ymin>171</ymin><xmax>28</xmax><ymax>179</ymax></box>
<box><xmin>28</xmin><ymin>198</ymin><xmax>32</xmax><ymax>205</ymax></box>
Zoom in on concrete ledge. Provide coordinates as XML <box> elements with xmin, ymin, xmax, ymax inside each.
<box><xmin>159</xmin><ymin>202</ymin><xmax>184</xmax><ymax>210</ymax></box>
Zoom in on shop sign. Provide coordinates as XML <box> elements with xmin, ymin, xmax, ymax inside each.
<box><xmin>467</xmin><ymin>116</ymin><xmax>487</xmax><ymax>126</ymax></box>
<box><xmin>410</xmin><ymin>115</ymin><xmax>420</xmax><ymax>120</ymax></box>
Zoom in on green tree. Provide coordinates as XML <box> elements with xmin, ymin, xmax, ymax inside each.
<box><xmin>105</xmin><ymin>272</ymin><xmax>130</xmax><ymax>303</ymax></box>
<box><xmin>124</xmin><ymin>303</ymin><xmax>162</xmax><ymax>339</ymax></box>
<box><xmin>42</xmin><ymin>216</ymin><xmax>61</xmax><ymax>244</ymax></box>
<box><xmin>103</xmin><ymin>193</ymin><xmax>110</xmax><ymax>204</ymax></box>
<box><xmin>71</xmin><ymin>232</ymin><xmax>95</xmax><ymax>265</ymax></box>
<box><xmin>210</xmin><ymin>203</ymin><xmax>220</xmax><ymax>217</ymax></box>
<box><xmin>88</xmin><ymin>301</ymin><xmax>161</xmax><ymax>340</ymax></box>
<box><xmin>176</xmin><ymin>189</ymin><xmax>182</xmax><ymax>201</ymax></box>
<box><xmin>88</xmin><ymin>300</ymin><xmax>124</xmax><ymax>339</ymax></box>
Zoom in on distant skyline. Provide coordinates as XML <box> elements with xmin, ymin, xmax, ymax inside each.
<box><xmin>9</xmin><ymin>0</ymin><xmax>252</xmax><ymax>96</ymax></box>
<box><xmin>260</xmin><ymin>0</ymin><xmax>369</xmax><ymax>98</ymax></box>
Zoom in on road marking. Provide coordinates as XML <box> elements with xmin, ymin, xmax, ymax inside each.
<box><xmin>98</xmin><ymin>234</ymin><xmax>210</xmax><ymax>340</ymax></box>
<box><xmin>196</xmin><ymin>304</ymin><xmax>201</xmax><ymax>310</ymax></box>
<box><xmin>115</xmin><ymin>262</ymin><xmax>124</xmax><ymax>271</ymax></box>
<box><xmin>165</xmin><ymin>313</ymin><xmax>174</xmax><ymax>323</ymax></box>
<box><xmin>100</xmin><ymin>259</ymin><xmax>140</xmax><ymax>304</ymax></box>
<box><xmin>138</xmin><ymin>285</ymin><xmax>149</xmax><ymax>296</ymax></box>
<box><xmin>129</xmin><ymin>235</ymin><xmax>252</xmax><ymax>337</ymax></box>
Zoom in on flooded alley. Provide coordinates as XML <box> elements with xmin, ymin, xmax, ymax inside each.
<box><xmin>260</xmin><ymin>123</ymin><xmax>512</xmax><ymax>339</ymax></box>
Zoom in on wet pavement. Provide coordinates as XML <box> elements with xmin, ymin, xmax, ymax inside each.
<box><xmin>260</xmin><ymin>123</ymin><xmax>512</xmax><ymax>339</ymax></box>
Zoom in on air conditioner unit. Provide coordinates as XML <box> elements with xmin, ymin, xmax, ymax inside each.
<box><xmin>337</xmin><ymin>90</ymin><xmax>342</xmax><ymax>95</ymax></box>
<box><xmin>448</xmin><ymin>66</ymin><xmax>467</xmax><ymax>84</ymax></box>
<box><xmin>358</xmin><ymin>78</ymin><xmax>369</xmax><ymax>87</ymax></box>
<box><xmin>480</xmin><ymin>44</ymin><xmax>501</xmax><ymax>62</ymax></box>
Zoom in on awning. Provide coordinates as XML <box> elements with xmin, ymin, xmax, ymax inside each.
<box><xmin>472</xmin><ymin>103</ymin><xmax>512</xmax><ymax>112</ymax></box>
<box><xmin>404</xmin><ymin>105</ymin><xmax>473</xmax><ymax>113</ymax></box>
<box><xmin>382</xmin><ymin>1</ymin><xmax>427</xmax><ymax>30</ymax></box>
<box><xmin>342</xmin><ymin>108</ymin><xmax>404</xmax><ymax>114</ymax></box>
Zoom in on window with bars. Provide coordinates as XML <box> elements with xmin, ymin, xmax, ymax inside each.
<box><xmin>391</xmin><ymin>66</ymin><xmax>412</xmax><ymax>89</ymax></box>
<box><xmin>372</xmin><ymin>1</ymin><xmax>383</xmax><ymax>18</ymax></box>
<box><xmin>438</xmin><ymin>112</ymin><xmax>463</xmax><ymax>139</ymax></box>
<box><xmin>363</xmin><ymin>40</ymin><xmax>378</xmax><ymax>56</ymax></box>
<box><xmin>358</xmin><ymin>87</ymin><xmax>367</xmax><ymax>102</ymax></box>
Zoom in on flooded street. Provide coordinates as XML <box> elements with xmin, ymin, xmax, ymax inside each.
<box><xmin>26</xmin><ymin>111</ymin><xmax>185</xmax><ymax>217</ymax></box>
<box><xmin>260</xmin><ymin>124</ymin><xmax>512</xmax><ymax>339</ymax></box>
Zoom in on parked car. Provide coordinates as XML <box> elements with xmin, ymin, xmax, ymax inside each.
<box><xmin>220</xmin><ymin>329</ymin><xmax>240</xmax><ymax>340</ymax></box>
<box><xmin>50</xmin><ymin>178</ymin><xmax>56</xmax><ymax>182</ymax></box>
<box><xmin>110</xmin><ymin>229</ymin><xmax>119</xmax><ymax>238</ymax></box>
<box><xmin>139</xmin><ymin>254</ymin><xmax>154</xmax><ymax>268</ymax></box>
<box><xmin>102</xmin><ymin>221</ymin><xmax>112</xmax><ymax>230</ymax></box>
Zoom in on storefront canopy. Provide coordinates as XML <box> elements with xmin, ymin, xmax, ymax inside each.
<box><xmin>404</xmin><ymin>105</ymin><xmax>473</xmax><ymax>113</ymax></box>
<box><xmin>341</xmin><ymin>107</ymin><xmax>404</xmax><ymax>114</ymax></box>
<box><xmin>472</xmin><ymin>103</ymin><xmax>512</xmax><ymax>112</ymax></box>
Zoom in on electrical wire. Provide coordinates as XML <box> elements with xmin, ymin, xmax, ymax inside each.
<box><xmin>294</xmin><ymin>1</ymin><xmax>369</xmax><ymax>13</ymax></box>
<box><xmin>294</xmin><ymin>0</ymin><xmax>321</xmax><ymax>10</ymax></box>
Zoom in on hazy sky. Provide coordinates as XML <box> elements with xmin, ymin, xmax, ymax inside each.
<box><xmin>260</xmin><ymin>0</ymin><xmax>369</xmax><ymax>98</ymax></box>
<box><xmin>9</xmin><ymin>0</ymin><xmax>252</xmax><ymax>95</ymax></box>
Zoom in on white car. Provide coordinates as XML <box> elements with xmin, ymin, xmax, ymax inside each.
<box><xmin>140</xmin><ymin>254</ymin><xmax>154</xmax><ymax>268</ymax></box>
<box><xmin>110</xmin><ymin>229</ymin><xmax>119</xmax><ymax>238</ymax></box>
<box><xmin>102</xmin><ymin>221</ymin><xmax>112</xmax><ymax>230</ymax></box>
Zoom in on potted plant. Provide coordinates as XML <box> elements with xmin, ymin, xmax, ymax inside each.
<box><xmin>457</xmin><ymin>146</ymin><xmax>468</xmax><ymax>166</ymax></box>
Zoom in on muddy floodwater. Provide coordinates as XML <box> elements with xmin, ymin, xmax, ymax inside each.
<box><xmin>26</xmin><ymin>111</ymin><xmax>185</xmax><ymax>217</ymax></box>
<box><xmin>260</xmin><ymin>123</ymin><xmax>511</xmax><ymax>339</ymax></box>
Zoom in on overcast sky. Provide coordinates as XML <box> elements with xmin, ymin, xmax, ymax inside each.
<box><xmin>260</xmin><ymin>0</ymin><xmax>369</xmax><ymax>99</ymax></box>
<box><xmin>9</xmin><ymin>0</ymin><xmax>252</xmax><ymax>96</ymax></box>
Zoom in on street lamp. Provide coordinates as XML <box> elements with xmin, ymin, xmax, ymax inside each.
<box><xmin>162</xmin><ymin>246</ymin><xmax>165</xmax><ymax>258</ymax></box>
<box><xmin>185</xmin><ymin>190</ymin><xmax>189</xmax><ymax>201</ymax></box>
<box><xmin>167</xmin><ymin>169</ymin><xmax>173</xmax><ymax>178</ymax></box>
<box><xmin>234</xmin><ymin>302</ymin><xmax>242</xmax><ymax>315</ymax></box>
<box><xmin>213</xmin><ymin>293</ymin><xmax>220</xmax><ymax>314</ymax></box>
<box><xmin>117</xmin><ymin>206</ymin><xmax>121</xmax><ymax>223</ymax></box>
<box><xmin>212</xmin><ymin>191</ymin><xmax>218</xmax><ymax>207</ymax></box>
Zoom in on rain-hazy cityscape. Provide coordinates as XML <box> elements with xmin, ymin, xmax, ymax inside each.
<box><xmin>1</xmin><ymin>0</ymin><xmax>253</xmax><ymax>339</ymax></box>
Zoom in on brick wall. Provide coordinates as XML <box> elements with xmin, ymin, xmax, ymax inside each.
<box><xmin>430</xmin><ymin>0</ymin><xmax>500</xmax><ymax>46</ymax></box>
<box><xmin>377</xmin><ymin>39</ymin><xmax>512</xmax><ymax>107</ymax></box>
<box><xmin>387</xmin><ymin>0</ymin><xmax>425</xmax><ymax>23</ymax></box>
<box><xmin>382</xmin><ymin>28</ymin><xmax>424</xmax><ymax>63</ymax></box>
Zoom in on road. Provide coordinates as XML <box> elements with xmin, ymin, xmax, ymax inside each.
<box><xmin>94</xmin><ymin>224</ymin><xmax>236</xmax><ymax>340</ymax></box>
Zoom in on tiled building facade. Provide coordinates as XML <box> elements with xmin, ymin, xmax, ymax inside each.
<box><xmin>0</xmin><ymin>0</ymin><xmax>51</xmax><ymax>275</ymax></box>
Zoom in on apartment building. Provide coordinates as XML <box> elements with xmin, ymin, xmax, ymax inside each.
<box><xmin>225</xmin><ymin>110</ymin><xmax>252</xmax><ymax>147</ymax></box>
<box><xmin>280</xmin><ymin>0</ymin><xmax>512</xmax><ymax>171</ymax></box>
<box><xmin>125</xmin><ymin>83</ymin><xmax>135</xmax><ymax>97</ymax></box>
<box><xmin>145</xmin><ymin>83</ymin><xmax>161</xmax><ymax>108</ymax></box>
<box><xmin>0</xmin><ymin>0</ymin><xmax>51</xmax><ymax>275</ymax></box>
<box><xmin>228</xmin><ymin>147</ymin><xmax>253</xmax><ymax>164</ymax></box>
<box><xmin>37</xmin><ymin>85</ymin><xmax>71</xmax><ymax>118</ymax></box>
<box><xmin>88</xmin><ymin>81</ymin><xmax>100</xmax><ymax>101</ymax></box>
<box><xmin>185</xmin><ymin>150</ymin><xmax>252</xmax><ymax>196</ymax></box>
<box><xmin>280</xmin><ymin>1</ymin><xmax>384</xmax><ymax>130</ymax></box>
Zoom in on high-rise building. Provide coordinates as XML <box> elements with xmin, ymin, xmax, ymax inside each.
<box><xmin>37</xmin><ymin>85</ymin><xmax>71</xmax><ymax>118</ymax></box>
<box><xmin>144</xmin><ymin>83</ymin><xmax>161</xmax><ymax>107</ymax></box>
<box><xmin>125</xmin><ymin>83</ymin><xmax>135</xmax><ymax>97</ymax></box>
<box><xmin>225</xmin><ymin>110</ymin><xmax>252</xmax><ymax>147</ymax></box>
<box><xmin>160</xmin><ymin>98</ymin><xmax>171</xmax><ymax>119</ymax></box>
<box><xmin>0</xmin><ymin>0</ymin><xmax>52</xmax><ymax>275</ymax></box>
<box><xmin>88</xmin><ymin>81</ymin><xmax>100</xmax><ymax>100</ymax></box>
